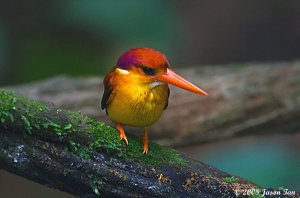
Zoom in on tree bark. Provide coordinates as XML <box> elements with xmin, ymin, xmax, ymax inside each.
<box><xmin>6</xmin><ymin>62</ymin><xmax>300</xmax><ymax>147</ymax></box>
<box><xmin>2</xmin><ymin>89</ymin><xmax>293</xmax><ymax>198</ymax></box>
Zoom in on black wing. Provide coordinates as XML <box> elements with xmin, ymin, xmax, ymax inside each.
<box><xmin>101</xmin><ymin>71</ymin><xmax>115</xmax><ymax>112</ymax></box>
<box><xmin>164</xmin><ymin>87</ymin><xmax>170</xmax><ymax>110</ymax></box>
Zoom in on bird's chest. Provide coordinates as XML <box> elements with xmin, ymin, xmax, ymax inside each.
<box><xmin>107</xmin><ymin>84</ymin><xmax>168</xmax><ymax>127</ymax></box>
<box><xmin>123</xmin><ymin>85</ymin><xmax>166</xmax><ymax>115</ymax></box>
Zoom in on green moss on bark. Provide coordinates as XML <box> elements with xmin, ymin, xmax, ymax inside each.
<box><xmin>0</xmin><ymin>89</ymin><xmax>186</xmax><ymax>167</ymax></box>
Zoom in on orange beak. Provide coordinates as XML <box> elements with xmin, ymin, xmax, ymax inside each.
<box><xmin>154</xmin><ymin>68</ymin><xmax>208</xmax><ymax>96</ymax></box>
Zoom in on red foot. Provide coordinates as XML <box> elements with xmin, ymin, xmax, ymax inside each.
<box><xmin>116</xmin><ymin>123</ymin><xmax>128</xmax><ymax>145</ymax></box>
<box><xmin>142</xmin><ymin>128</ymin><xmax>149</xmax><ymax>154</ymax></box>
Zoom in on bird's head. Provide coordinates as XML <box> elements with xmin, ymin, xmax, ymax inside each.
<box><xmin>116</xmin><ymin>48</ymin><xmax>208</xmax><ymax>96</ymax></box>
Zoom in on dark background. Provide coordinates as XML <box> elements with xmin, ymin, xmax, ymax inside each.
<box><xmin>0</xmin><ymin>0</ymin><xmax>300</xmax><ymax>86</ymax></box>
<box><xmin>0</xmin><ymin>0</ymin><xmax>300</xmax><ymax>196</ymax></box>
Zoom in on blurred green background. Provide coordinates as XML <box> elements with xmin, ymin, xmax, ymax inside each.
<box><xmin>0</xmin><ymin>0</ymin><xmax>300</xmax><ymax>196</ymax></box>
<box><xmin>1</xmin><ymin>0</ymin><xmax>300</xmax><ymax>86</ymax></box>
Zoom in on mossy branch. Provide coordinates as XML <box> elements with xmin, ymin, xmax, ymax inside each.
<box><xmin>1</xmin><ymin>89</ymin><xmax>296</xmax><ymax>197</ymax></box>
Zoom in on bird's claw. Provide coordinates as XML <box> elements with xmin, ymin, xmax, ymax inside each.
<box><xmin>142</xmin><ymin>128</ymin><xmax>149</xmax><ymax>154</ymax></box>
<box><xmin>116</xmin><ymin>123</ymin><xmax>128</xmax><ymax>145</ymax></box>
<box><xmin>142</xmin><ymin>145</ymin><xmax>148</xmax><ymax>154</ymax></box>
<box><xmin>120</xmin><ymin>133</ymin><xmax>128</xmax><ymax>145</ymax></box>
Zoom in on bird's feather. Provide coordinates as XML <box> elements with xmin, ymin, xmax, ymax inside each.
<box><xmin>164</xmin><ymin>88</ymin><xmax>170</xmax><ymax>110</ymax></box>
<box><xmin>101</xmin><ymin>70</ymin><xmax>115</xmax><ymax>113</ymax></box>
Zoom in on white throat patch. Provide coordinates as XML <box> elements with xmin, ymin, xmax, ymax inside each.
<box><xmin>149</xmin><ymin>81</ymin><xmax>165</xmax><ymax>89</ymax></box>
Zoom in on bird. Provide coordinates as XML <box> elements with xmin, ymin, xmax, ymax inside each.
<box><xmin>101</xmin><ymin>48</ymin><xmax>208</xmax><ymax>154</ymax></box>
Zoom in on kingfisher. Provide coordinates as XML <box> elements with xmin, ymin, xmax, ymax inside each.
<box><xmin>101</xmin><ymin>48</ymin><xmax>208</xmax><ymax>154</ymax></box>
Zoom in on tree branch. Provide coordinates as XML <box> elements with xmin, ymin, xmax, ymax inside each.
<box><xmin>0</xmin><ymin>89</ymin><xmax>287</xmax><ymax>198</ymax></box>
<box><xmin>6</xmin><ymin>62</ymin><xmax>300</xmax><ymax>146</ymax></box>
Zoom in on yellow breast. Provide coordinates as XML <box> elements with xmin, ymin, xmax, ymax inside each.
<box><xmin>107</xmin><ymin>74</ymin><xmax>169</xmax><ymax>127</ymax></box>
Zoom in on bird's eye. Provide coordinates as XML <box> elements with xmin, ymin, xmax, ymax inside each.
<box><xmin>142</xmin><ymin>67</ymin><xmax>155</xmax><ymax>76</ymax></box>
